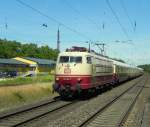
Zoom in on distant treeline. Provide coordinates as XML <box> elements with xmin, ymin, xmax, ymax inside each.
<box><xmin>0</xmin><ymin>39</ymin><xmax>59</xmax><ymax>60</ymax></box>
<box><xmin>138</xmin><ymin>64</ymin><xmax>150</xmax><ymax>73</ymax></box>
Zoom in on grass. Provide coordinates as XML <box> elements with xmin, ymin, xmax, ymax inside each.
<box><xmin>0</xmin><ymin>75</ymin><xmax>57</xmax><ymax>111</ymax></box>
<box><xmin>0</xmin><ymin>74</ymin><xmax>58</xmax><ymax>112</ymax></box>
<box><xmin>0</xmin><ymin>75</ymin><xmax>54</xmax><ymax>86</ymax></box>
<box><xmin>0</xmin><ymin>82</ymin><xmax>58</xmax><ymax>112</ymax></box>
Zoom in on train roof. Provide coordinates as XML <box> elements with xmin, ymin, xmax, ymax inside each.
<box><xmin>59</xmin><ymin>51</ymin><xmax>90</xmax><ymax>56</ymax></box>
<box><xmin>111</xmin><ymin>59</ymin><xmax>129</xmax><ymax>67</ymax></box>
<box><xmin>59</xmin><ymin>47</ymin><xmax>141</xmax><ymax>70</ymax></box>
<box><xmin>111</xmin><ymin>59</ymin><xmax>140</xmax><ymax>69</ymax></box>
<box><xmin>59</xmin><ymin>51</ymin><xmax>112</xmax><ymax>62</ymax></box>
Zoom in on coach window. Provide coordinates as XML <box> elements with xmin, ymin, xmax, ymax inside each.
<box><xmin>87</xmin><ymin>57</ymin><xmax>92</xmax><ymax>64</ymax></box>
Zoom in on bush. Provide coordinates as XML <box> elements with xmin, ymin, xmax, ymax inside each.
<box><xmin>0</xmin><ymin>75</ymin><xmax>54</xmax><ymax>86</ymax></box>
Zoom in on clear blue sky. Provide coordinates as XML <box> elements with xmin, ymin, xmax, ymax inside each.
<box><xmin>0</xmin><ymin>0</ymin><xmax>150</xmax><ymax>65</ymax></box>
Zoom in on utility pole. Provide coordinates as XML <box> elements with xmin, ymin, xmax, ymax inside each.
<box><xmin>95</xmin><ymin>43</ymin><xmax>106</xmax><ymax>56</ymax></box>
<box><xmin>57</xmin><ymin>27</ymin><xmax>60</xmax><ymax>52</ymax></box>
<box><xmin>85</xmin><ymin>41</ymin><xmax>91</xmax><ymax>52</ymax></box>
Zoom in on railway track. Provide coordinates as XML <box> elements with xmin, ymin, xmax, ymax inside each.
<box><xmin>79</xmin><ymin>75</ymin><xmax>148</xmax><ymax>127</ymax></box>
<box><xmin>47</xmin><ymin>75</ymin><xmax>146</xmax><ymax>127</ymax></box>
<box><xmin>0</xmin><ymin>96</ymin><xmax>76</xmax><ymax>127</ymax></box>
<box><xmin>0</xmin><ymin>76</ymin><xmax>146</xmax><ymax>127</ymax></box>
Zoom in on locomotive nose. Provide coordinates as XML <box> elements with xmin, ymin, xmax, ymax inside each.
<box><xmin>55</xmin><ymin>76</ymin><xmax>82</xmax><ymax>91</ymax></box>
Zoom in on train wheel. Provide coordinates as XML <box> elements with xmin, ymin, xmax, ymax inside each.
<box><xmin>87</xmin><ymin>88</ymin><xmax>96</xmax><ymax>97</ymax></box>
<box><xmin>108</xmin><ymin>83</ymin><xmax>113</xmax><ymax>90</ymax></box>
<box><xmin>80</xmin><ymin>90</ymin><xmax>88</xmax><ymax>99</ymax></box>
<box><xmin>60</xmin><ymin>90</ymin><xmax>70</xmax><ymax>100</ymax></box>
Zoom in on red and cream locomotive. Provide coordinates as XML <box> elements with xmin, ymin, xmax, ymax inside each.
<box><xmin>53</xmin><ymin>46</ymin><xmax>143</xmax><ymax>97</ymax></box>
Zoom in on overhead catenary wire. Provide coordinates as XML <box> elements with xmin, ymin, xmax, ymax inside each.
<box><xmin>62</xmin><ymin>0</ymin><xmax>102</xmax><ymax>31</ymax></box>
<box><xmin>120</xmin><ymin>0</ymin><xmax>135</xmax><ymax>32</ymax></box>
<box><xmin>105</xmin><ymin>0</ymin><xmax>129</xmax><ymax>39</ymax></box>
<box><xmin>15</xmin><ymin>0</ymin><xmax>91</xmax><ymax>40</ymax></box>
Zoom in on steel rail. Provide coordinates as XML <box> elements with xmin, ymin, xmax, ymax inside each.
<box><xmin>79</xmin><ymin>75</ymin><xmax>146</xmax><ymax>127</ymax></box>
<box><xmin>0</xmin><ymin>96</ymin><xmax>76</xmax><ymax>127</ymax></box>
<box><xmin>0</xmin><ymin>96</ymin><xmax>60</xmax><ymax>119</ymax></box>
<box><xmin>118</xmin><ymin>75</ymin><xmax>148</xmax><ymax>127</ymax></box>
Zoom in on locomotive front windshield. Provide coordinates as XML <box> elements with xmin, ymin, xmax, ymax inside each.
<box><xmin>59</xmin><ymin>56</ymin><xmax>82</xmax><ymax>63</ymax></box>
<box><xmin>59</xmin><ymin>56</ymin><xmax>69</xmax><ymax>63</ymax></box>
<box><xmin>70</xmin><ymin>56</ymin><xmax>82</xmax><ymax>63</ymax></box>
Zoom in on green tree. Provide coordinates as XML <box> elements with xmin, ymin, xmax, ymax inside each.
<box><xmin>0</xmin><ymin>39</ymin><xmax>58</xmax><ymax>60</ymax></box>
<box><xmin>138</xmin><ymin>64</ymin><xmax>150</xmax><ymax>73</ymax></box>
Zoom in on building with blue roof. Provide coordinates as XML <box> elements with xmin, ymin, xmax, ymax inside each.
<box><xmin>0</xmin><ymin>58</ymin><xmax>29</xmax><ymax>77</ymax></box>
<box><xmin>14</xmin><ymin>57</ymin><xmax>56</xmax><ymax>75</ymax></box>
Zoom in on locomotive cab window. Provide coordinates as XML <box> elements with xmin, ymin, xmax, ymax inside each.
<box><xmin>87</xmin><ymin>57</ymin><xmax>92</xmax><ymax>64</ymax></box>
<box><xmin>59</xmin><ymin>56</ymin><xmax>82</xmax><ymax>63</ymax></box>
<box><xmin>70</xmin><ymin>56</ymin><xmax>82</xmax><ymax>63</ymax></box>
<box><xmin>59</xmin><ymin>56</ymin><xmax>69</xmax><ymax>63</ymax></box>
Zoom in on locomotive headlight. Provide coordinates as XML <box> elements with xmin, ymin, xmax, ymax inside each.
<box><xmin>77</xmin><ymin>78</ymin><xmax>81</xmax><ymax>81</ymax></box>
<box><xmin>77</xmin><ymin>78</ymin><xmax>82</xmax><ymax>82</ymax></box>
<box><xmin>77</xmin><ymin>78</ymin><xmax>82</xmax><ymax>83</ymax></box>
<box><xmin>56</xmin><ymin>77</ymin><xmax>59</xmax><ymax>81</ymax></box>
